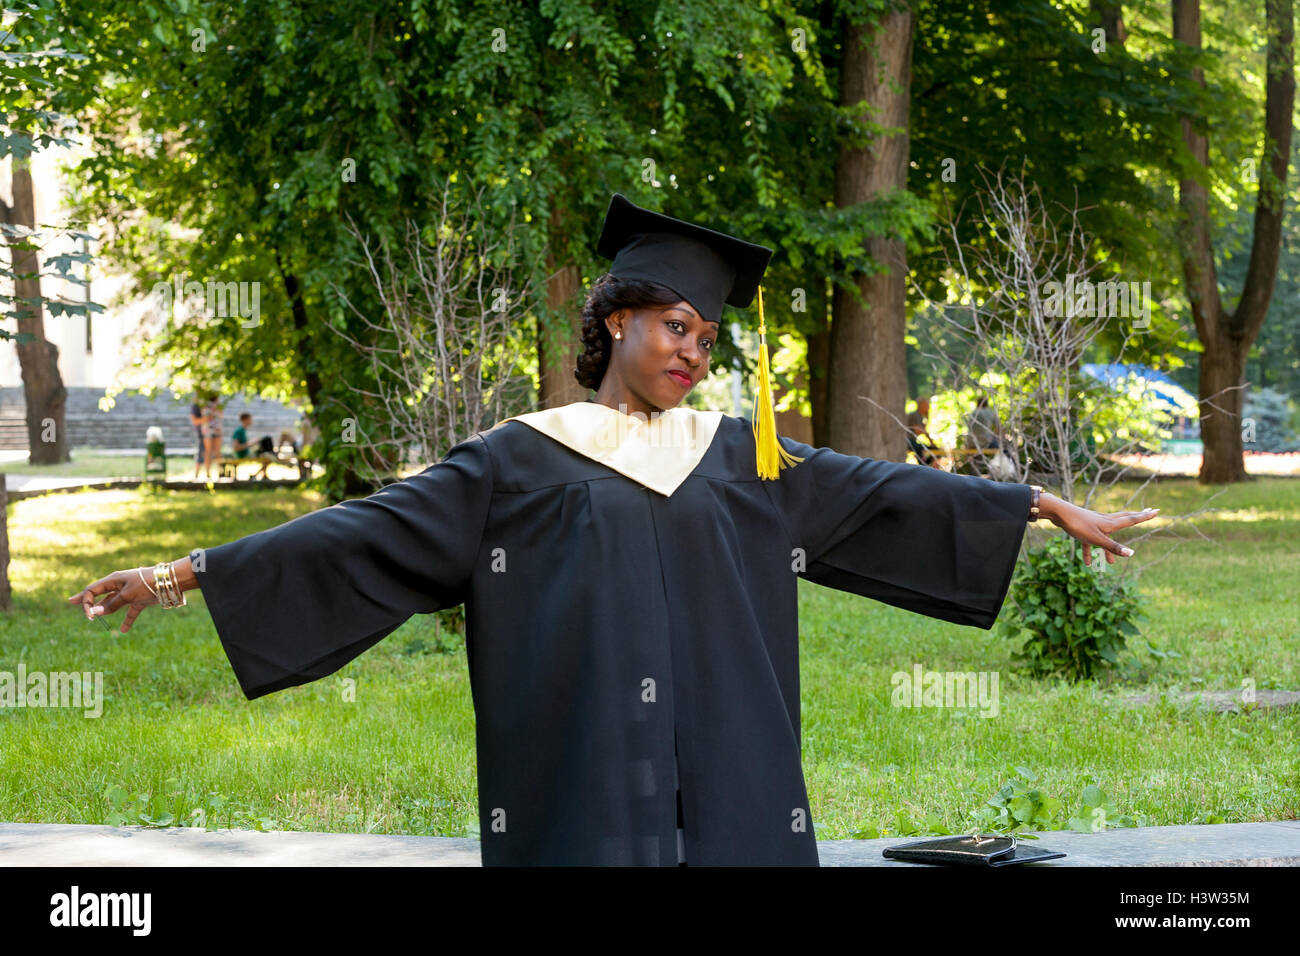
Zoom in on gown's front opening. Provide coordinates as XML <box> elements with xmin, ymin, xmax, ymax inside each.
<box><xmin>675</xmin><ymin>732</ymin><xmax>687</xmax><ymax>866</ymax></box>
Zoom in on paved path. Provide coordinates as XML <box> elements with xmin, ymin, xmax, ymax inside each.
<box><xmin>4</xmin><ymin>820</ymin><xmax>1298</xmax><ymax>866</ymax></box>
<box><xmin>3</xmin><ymin>474</ymin><xmax>308</xmax><ymax>499</ymax></box>
<box><xmin>4</xmin><ymin>476</ymin><xmax>130</xmax><ymax>494</ymax></box>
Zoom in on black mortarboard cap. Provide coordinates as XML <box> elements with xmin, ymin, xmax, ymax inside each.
<box><xmin>595</xmin><ymin>193</ymin><xmax>773</xmax><ymax>325</ymax></box>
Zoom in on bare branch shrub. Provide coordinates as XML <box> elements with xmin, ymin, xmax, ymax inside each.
<box><xmin>907</xmin><ymin>162</ymin><xmax>1227</xmax><ymax>564</ymax></box>
<box><xmin>324</xmin><ymin>180</ymin><xmax>538</xmax><ymax>486</ymax></box>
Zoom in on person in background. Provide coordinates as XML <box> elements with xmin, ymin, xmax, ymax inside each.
<box><xmin>189</xmin><ymin>393</ymin><xmax>209</xmax><ymax>478</ymax></box>
<box><xmin>906</xmin><ymin>396</ymin><xmax>941</xmax><ymax>468</ymax></box>
<box><xmin>231</xmin><ymin>412</ymin><xmax>275</xmax><ymax>479</ymax></box>
<box><xmin>145</xmin><ymin>426</ymin><xmax>166</xmax><ymax>473</ymax></box>
<box><xmin>964</xmin><ymin>394</ymin><xmax>1018</xmax><ymax>480</ymax></box>
<box><xmin>201</xmin><ymin>392</ymin><xmax>224</xmax><ymax>479</ymax></box>
<box><xmin>967</xmin><ymin>394</ymin><xmax>1003</xmax><ymax>452</ymax></box>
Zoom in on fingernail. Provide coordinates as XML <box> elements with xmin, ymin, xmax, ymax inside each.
<box><xmin>1121</xmin><ymin>547</ymin><xmax>1134</xmax><ymax>556</ymax></box>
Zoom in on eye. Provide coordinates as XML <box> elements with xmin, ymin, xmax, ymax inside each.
<box><xmin>668</xmin><ymin>320</ymin><xmax>713</xmax><ymax>351</ymax></box>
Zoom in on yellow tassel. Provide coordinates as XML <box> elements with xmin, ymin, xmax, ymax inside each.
<box><xmin>751</xmin><ymin>285</ymin><xmax>804</xmax><ymax>479</ymax></box>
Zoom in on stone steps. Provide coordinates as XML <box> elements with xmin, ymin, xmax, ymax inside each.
<box><xmin>0</xmin><ymin>386</ymin><xmax>305</xmax><ymax>451</ymax></box>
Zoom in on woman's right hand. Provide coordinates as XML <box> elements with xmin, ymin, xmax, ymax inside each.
<box><xmin>67</xmin><ymin>568</ymin><xmax>161</xmax><ymax>635</ymax></box>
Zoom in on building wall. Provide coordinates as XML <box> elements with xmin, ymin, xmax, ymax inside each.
<box><xmin>0</xmin><ymin>143</ymin><xmax>153</xmax><ymax>390</ymax></box>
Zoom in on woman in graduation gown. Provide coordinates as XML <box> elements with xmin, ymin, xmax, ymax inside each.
<box><xmin>68</xmin><ymin>193</ymin><xmax>1158</xmax><ymax>867</ymax></box>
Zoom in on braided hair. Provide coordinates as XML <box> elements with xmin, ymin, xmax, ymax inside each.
<box><xmin>574</xmin><ymin>274</ymin><xmax>684</xmax><ymax>391</ymax></box>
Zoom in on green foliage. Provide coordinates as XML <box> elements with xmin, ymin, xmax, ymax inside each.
<box><xmin>909</xmin><ymin>1</ymin><xmax>1214</xmax><ymax>334</ymax></box>
<box><xmin>906</xmin><ymin>0</ymin><xmax>1265</xmax><ymax>400</ymax></box>
<box><xmin>103</xmin><ymin>779</ymin><xmax>279</xmax><ymax>831</ymax></box>
<box><xmin>1066</xmin><ymin>777</ymin><xmax>1138</xmax><ymax>833</ymax></box>
<box><xmin>966</xmin><ymin>766</ymin><xmax>1063</xmax><ymax>836</ymax></box>
<box><xmin>966</xmin><ymin>767</ymin><xmax>1138</xmax><ymax>836</ymax></box>
<box><xmin>862</xmin><ymin>767</ymin><xmax>1142</xmax><ymax>838</ymax></box>
<box><xmin>995</xmin><ymin>535</ymin><xmax>1152</xmax><ymax>681</ymax></box>
<box><xmin>400</xmin><ymin>607</ymin><xmax>467</xmax><ymax>656</ymax></box>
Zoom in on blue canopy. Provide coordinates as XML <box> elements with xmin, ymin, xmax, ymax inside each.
<box><xmin>1081</xmin><ymin>363</ymin><xmax>1199</xmax><ymax>416</ymax></box>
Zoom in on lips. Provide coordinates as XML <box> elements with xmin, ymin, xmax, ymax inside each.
<box><xmin>666</xmin><ymin>370</ymin><xmax>692</xmax><ymax>388</ymax></box>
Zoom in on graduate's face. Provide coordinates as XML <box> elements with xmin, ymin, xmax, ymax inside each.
<box><xmin>601</xmin><ymin>300</ymin><xmax>716</xmax><ymax>414</ymax></box>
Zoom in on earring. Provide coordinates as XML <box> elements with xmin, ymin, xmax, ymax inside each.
<box><xmin>614</xmin><ymin>332</ymin><xmax>622</xmax><ymax>340</ymax></box>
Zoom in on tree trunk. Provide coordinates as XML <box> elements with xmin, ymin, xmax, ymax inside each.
<box><xmin>1198</xmin><ymin>343</ymin><xmax>1249</xmax><ymax>481</ymax></box>
<box><xmin>1091</xmin><ymin>1</ymin><xmax>1128</xmax><ymax>47</ymax></box>
<box><xmin>3</xmin><ymin>158</ymin><xmax>69</xmax><ymax>465</ymax></box>
<box><xmin>806</xmin><ymin>325</ymin><xmax>831</xmax><ymax>448</ymax></box>
<box><xmin>277</xmin><ymin>259</ymin><xmax>324</xmax><ymax>427</ymax></box>
<box><xmin>827</xmin><ymin>7</ymin><xmax>914</xmax><ymax>461</ymax></box>
<box><xmin>1173</xmin><ymin>0</ymin><xmax>1294</xmax><ymax>484</ymax></box>
<box><xmin>538</xmin><ymin>254</ymin><xmax>585</xmax><ymax>410</ymax></box>
<box><xmin>773</xmin><ymin>363</ymin><xmax>815</xmax><ymax>445</ymax></box>
<box><xmin>538</xmin><ymin>196</ymin><xmax>586</xmax><ymax>411</ymax></box>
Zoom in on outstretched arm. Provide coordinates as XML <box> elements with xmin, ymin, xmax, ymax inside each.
<box><xmin>67</xmin><ymin>434</ymin><xmax>494</xmax><ymax>699</ymax></box>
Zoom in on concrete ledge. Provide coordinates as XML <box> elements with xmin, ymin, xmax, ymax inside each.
<box><xmin>0</xmin><ymin>823</ymin><xmax>483</xmax><ymax>867</ymax></box>
<box><xmin>3</xmin><ymin>820</ymin><xmax>1298</xmax><ymax>866</ymax></box>
<box><xmin>818</xmin><ymin>820</ymin><xmax>1300</xmax><ymax>866</ymax></box>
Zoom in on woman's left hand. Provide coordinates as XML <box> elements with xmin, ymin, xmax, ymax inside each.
<box><xmin>1038</xmin><ymin>494</ymin><xmax>1160</xmax><ymax>566</ymax></box>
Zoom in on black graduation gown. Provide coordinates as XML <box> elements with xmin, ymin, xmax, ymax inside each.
<box><xmin>195</xmin><ymin>408</ymin><xmax>1032</xmax><ymax>866</ymax></box>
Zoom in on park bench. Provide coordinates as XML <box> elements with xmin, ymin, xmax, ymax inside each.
<box><xmin>213</xmin><ymin>440</ymin><xmax>311</xmax><ymax>480</ymax></box>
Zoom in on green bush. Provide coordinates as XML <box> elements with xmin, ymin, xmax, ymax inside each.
<box><xmin>399</xmin><ymin>605</ymin><xmax>466</xmax><ymax>655</ymax></box>
<box><xmin>995</xmin><ymin>535</ymin><xmax>1149</xmax><ymax>680</ymax></box>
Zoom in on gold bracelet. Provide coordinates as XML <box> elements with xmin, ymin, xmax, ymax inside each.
<box><xmin>165</xmin><ymin>566</ymin><xmax>184</xmax><ymax>607</ymax></box>
<box><xmin>152</xmin><ymin>563</ymin><xmax>174</xmax><ymax>607</ymax></box>
<box><xmin>137</xmin><ymin>567</ymin><xmax>160</xmax><ymax>603</ymax></box>
<box><xmin>153</xmin><ymin>561</ymin><xmax>187</xmax><ymax>608</ymax></box>
<box><xmin>165</xmin><ymin>561</ymin><xmax>185</xmax><ymax>607</ymax></box>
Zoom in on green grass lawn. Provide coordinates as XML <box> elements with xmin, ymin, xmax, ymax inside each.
<box><xmin>1</xmin><ymin>477</ymin><xmax>1296</xmax><ymax>840</ymax></box>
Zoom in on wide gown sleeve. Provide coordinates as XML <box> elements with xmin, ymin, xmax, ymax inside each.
<box><xmin>761</xmin><ymin>433</ymin><xmax>1032</xmax><ymax>629</ymax></box>
<box><xmin>194</xmin><ymin>433</ymin><xmax>493</xmax><ymax>699</ymax></box>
